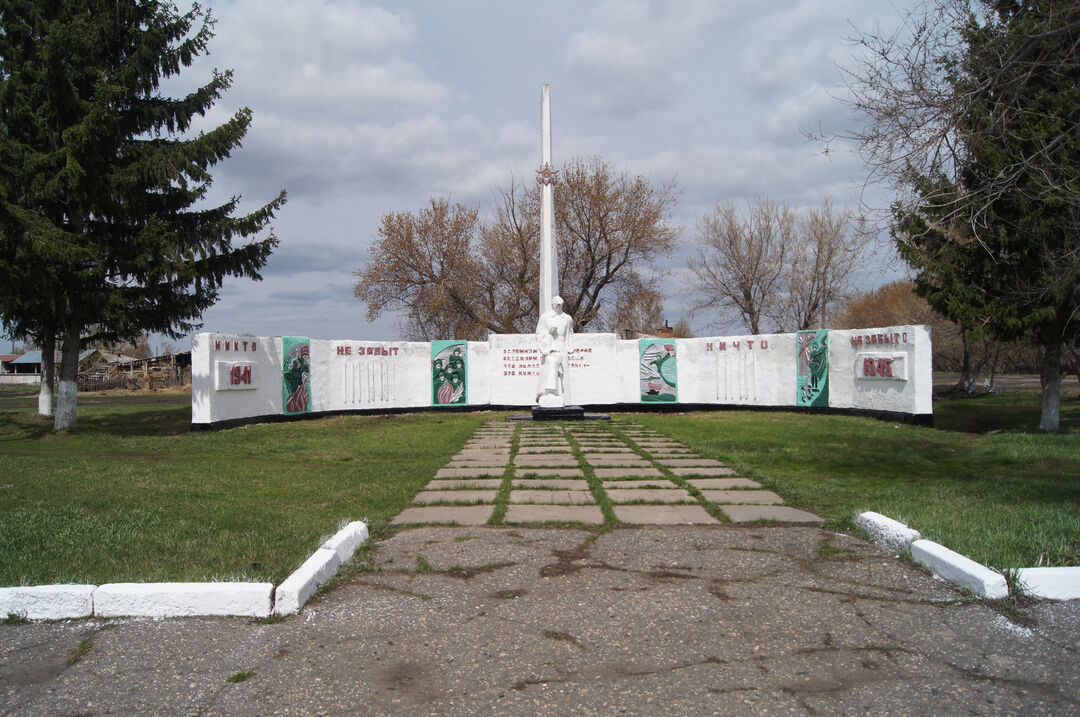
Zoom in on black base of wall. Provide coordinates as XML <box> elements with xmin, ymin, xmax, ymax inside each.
<box><xmin>191</xmin><ymin>403</ymin><xmax>933</xmax><ymax>431</ymax></box>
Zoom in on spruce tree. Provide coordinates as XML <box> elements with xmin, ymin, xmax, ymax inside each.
<box><xmin>890</xmin><ymin>1</ymin><xmax>1079</xmax><ymax>431</ymax></box>
<box><xmin>0</xmin><ymin>0</ymin><xmax>285</xmax><ymax>430</ymax></box>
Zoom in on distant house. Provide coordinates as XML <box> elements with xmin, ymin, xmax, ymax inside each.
<box><xmin>0</xmin><ymin>348</ymin><xmax>191</xmax><ymax>389</ymax></box>
<box><xmin>6</xmin><ymin>351</ymin><xmax>43</xmax><ymax>374</ymax></box>
<box><xmin>0</xmin><ymin>351</ymin><xmax>43</xmax><ymax>385</ymax></box>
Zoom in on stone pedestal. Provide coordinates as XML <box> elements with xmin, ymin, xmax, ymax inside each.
<box><xmin>532</xmin><ymin>404</ymin><xmax>585</xmax><ymax>421</ymax></box>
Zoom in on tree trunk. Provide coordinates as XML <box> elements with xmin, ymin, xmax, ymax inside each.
<box><xmin>53</xmin><ymin>322</ymin><xmax>81</xmax><ymax>432</ymax></box>
<box><xmin>1038</xmin><ymin>342</ymin><xmax>1062</xmax><ymax>433</ymax></box>
<box><xmin>955</xmin><ymin>330</ymin><xmax>972</xmax><ymax>393</ymax></box>
<box><xmin>986</xmin><ymin>340</ymin><xmax>1000</xmax><ymax>393</ymax></box>
<box><xmin>37</xmin><ymin>326</ymin><xmax>55</xmax><ymax>417</ymax></box>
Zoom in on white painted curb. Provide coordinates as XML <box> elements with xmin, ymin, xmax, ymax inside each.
<box><xmin>0</xmin><ymin>585</ymin><xmax>95</xmax><ymax>620</ymax></box>
<box><xmin>273</xmin><ymin>521</ymin><xmax>369</xmax><ymax>615</ymax></box>
<box><xmin>321</xmin><ymin>521</ymin><xmax>369</xmax><ymax>563</ymax></box>
<box><xmin>910</xmin><ymin>539</ymin><xmax>1009</xmax><ymax>600</ymax></box>
<box><xmin>854</xmin><ymin>511</ymin><xmax>921</xmax><ymax>552</ymax></box>
<box><xmin>857</xmin><ymin>511</ymin><xmax>1080</xmax><ymax>601</ymax></box>
<box><xmin>1</xmin><ymin>521</ymin><xmax>369</xmax><ymax>621</ymax></box>
<box><xmin>1015</xmin><ymin>567</ymin><xmax>1080</xmax><ymax>600</ymax></box>
<box><xmin>274</xmin><ymin>548</ymin><xmax>341</xmax><ymax>615</ymax></box>
<box><xmin>93</xmin><ymin>582</ymin><xmax>273</xmax><ymax>618</ymax></box>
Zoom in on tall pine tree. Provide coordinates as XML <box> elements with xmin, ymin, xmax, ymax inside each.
<box><xmin>0</xmin><ymin>0</ymin><xmax>285</xmax><ymax>430</ymax></box>
<box><xmin>891</xmin><ymin>1</ymin><xmax>1080</xmax><ymax>431</ymax></box>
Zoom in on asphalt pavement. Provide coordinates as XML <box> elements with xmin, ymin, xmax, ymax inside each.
<box><xmin>3</xmin><ymin>525</ymin><xmax>1077</xmax><ymax>716</ymax></box>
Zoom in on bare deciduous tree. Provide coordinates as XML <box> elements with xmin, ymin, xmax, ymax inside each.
<box><xmin>593</xmin><ymin>285</ymin><xmax>665</xmax><ymax>335</ymax></box>
<box><xmin>355</xmin><ymin>199</ymin><xmax>488</xmax><ymax>340</ymax></box>
<box><xmin>776</xmin><ymin>200</ymin><xmax>863</xmax><ymax>331</ymax></box>
<box><xmin>689</xmin><ymin>199</ymin><xmax>862</xmax><ymax>334</ymax></box>
<box><xmin>355</xmin><ymin>157</ymin><xmax>678</xmax><ymax>339</ymax></box>
<box><xmin>687</xmin><ymin>199</ymin><xmax>791</xmax><ymax>335</ymax></box>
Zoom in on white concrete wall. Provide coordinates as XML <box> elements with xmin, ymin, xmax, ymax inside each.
<box><xmin>192</xmin><ymin>324</ymin><xmax>932</xmax><ymax>425</ymax></box>
<box><xmin>312</xmin><ymin>339</ymin><xmax>431</xmax><ymax>412</ymax></box>
<box><xmin>192</xmin><ymin>333</ymin><xmax>283</xmax><ymax>424</ymax></box>
<box><xmin>0</xmin><ymin>374</ymin><xmax>40</xmax><ymax>386</ymax></box>
<box><xmin>827</xmin><ymin>325</ymin><xmax>932</xmax><ymax>415</ymax></box>
<box><xmin>616</xmin><ymin>340</ymin><xmax>643</xmax><ymax>403</ymax></box>
<box><xmin>467</xmin><ymin>341</ymin><xmax>491</xmax><ymax>406</ymax></box>
<box><xmin>678</xmin><ymin>334</ymin><xmax>794</xmax><ymax>406</ymax></box>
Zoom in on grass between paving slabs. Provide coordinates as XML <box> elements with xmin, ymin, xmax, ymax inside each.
<box><xmin>0</xmin><ymin>388</ymin><xmax>486</xmax><ymax>586</ymax></box>
<box><xmin>564</xmin><ymin>429</ymin><xmax>618</xmax><ymax>527</ymax></box>
<box><xmin>609</xmin><ymin>422</ymin><xmax>729</xmax><ymax>522</ymax></box>
<box><xmin>628</xmin><ymin>391</ymin><xmax>1080</xmax><ymax>571</ymax></box>
<box><xmin>488</xmin><ymin>422</ymin><xmax>519</xmax><ymax>524</ymax></box>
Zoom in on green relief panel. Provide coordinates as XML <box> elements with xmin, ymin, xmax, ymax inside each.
<box><xmin>796</xmin><ymin>330</ymin><xmax>829</xmax><ymax>407</ymax></box>
<box><xmin>432</xmin><ymin>340</ymin><xmax>468</xmax><ymax>406</ymax></box>
<box><xmin>282</xmin><ymin>336</ymin><xmax>311</xmax><ymax>414</ymax></box>
<box><xmin>640</xmin><ymin>339</ymin><xmax>677</xmax><ymax>403</ymax></box>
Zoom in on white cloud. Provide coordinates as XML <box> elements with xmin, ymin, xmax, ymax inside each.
<box><xmin>159</xmin><ymin>0</ymin><xmax>915</xmax><ymax>344</ymax></box>
<box><xmin>196</xmin><ymin>0</ymin><xmax>449</xmax><ymax>122</ymax></box>
<box><xmin>563</xmin><ymin>0</ymin><xmax>734</xmax><ymax>117</ymax></box>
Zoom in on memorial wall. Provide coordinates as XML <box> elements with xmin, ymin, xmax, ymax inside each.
<box><xmin>191</xmin><ymin>325</ymin><xmax>932</xmax><ymax>427</ymax></box>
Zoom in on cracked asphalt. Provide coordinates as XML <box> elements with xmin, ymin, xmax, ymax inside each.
<box><xmin>2</xmin><ymin>525</ymin><xmax>1078</xmax><ymax>715</ymax></box>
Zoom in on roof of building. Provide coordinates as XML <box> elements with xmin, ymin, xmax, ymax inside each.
<box><xmin>9</xmin><ymin>351</ymin><xmax>40</xmax><ymax>364</ymax></box>
<box><xmin>9</xmin><ymin>350</ymin><xmax>95</xmax><ymax>364</ymax></box>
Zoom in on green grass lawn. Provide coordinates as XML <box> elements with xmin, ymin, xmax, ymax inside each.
<box><xmin>1</xmin><ymin>385</ymin><xmax>1076</xmax><ymax>587</ymax></box>
<box><xmin>629</xmin><ymin>391</ymin><xmax>1079</xmax><ymax>572</ymax></box>
<box><xmin>0</xmin><ymin>389</ymin><xmax>485</xmax><ymax>585</ymax></box>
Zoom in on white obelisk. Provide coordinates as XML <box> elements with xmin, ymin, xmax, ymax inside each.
<box><xmin>538</xmin><ymin>84</ymin><xmax>558</xmax><ymax>320</ymax></box>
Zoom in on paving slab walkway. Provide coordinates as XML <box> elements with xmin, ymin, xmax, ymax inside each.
<box><xmin>5</xmin><ymin>526</ymin><xmax>1077</xmax><ymax>715</ymax></box>
<box><xmin>393</xmin><ymin>419</ymin><xmax>822</xmax><ymax>527</ymax></box>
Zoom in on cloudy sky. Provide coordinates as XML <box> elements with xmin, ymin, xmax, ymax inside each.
<box><xmin>170</xmin><ymin>0</ymin><xmax>912</xmax><ymax>348</ymax></box>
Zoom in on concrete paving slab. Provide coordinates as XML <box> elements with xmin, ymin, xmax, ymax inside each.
<box><xmin>390</xmin><ymin>505</ymin><xmax>494</xmax><ymax>525</ymax></box>
<box><xmin>425</xmin><ymin>479</ymin><xmax>504</xmax><ymax>490</ymax></box>
<box><xmin>583</xmin><ymin>456</ymin><xmax>651</xmax><ymax>467</ymax></box>
<box><xmin>516</xmin><ymin>445</ymin><xmax>573</xmax><ymax>454</ymax></box>
<box><xmin>686</xmin><ymin>478</ymin><xmax>762</xmax><ymax>489</ymax></box>
<box><xmin>655</xmin><ymin>458</ymin><xmax>728</xmax><ymax>467</ymax></box>
<box><xmin>593</xmin><ymin>467</ymin><xmax>663</xmax><ymax>478</ymax></box>
<box><xmin>503</xmin><ymin>505</ymin><xmax>604</xmax><ymax>524</ymax></box>
<box><xmin>435</xmin><ymin>466</ymin><xmax>505</xmax><ymax>478</ymax></box>
<box><xmin>701</xmin><ymin>489</ymin><xmax>783</xmax><ymax>505</ymax></box>
<box><xmin>601</xmin><ymin>480</ymin><xmax>678</xmax><ymax>490</ymax></box>
<box><xmin>514</xmin><ymin>455</ymin><xmax>580</xmax><ymax>467</ymax></box>
<box><xmin>612</xmin><ymin>505</ymin><xmax>720</xmax><ymax>524</ymax></box>
<box><xmin>719</xmin><ymin>504</ymin><xmax>824</xmax><ymax>523</ymax></box>
<box><xmin>413</xmin><ymin>490</ymin><xmax>497</xmax><ymax>505</ymax></box>
<box><xmin>669</xmin><ymin>466</ymin><xmax>737</xmax><ymax>477</ymax></box>
<box><xmin>446</xmin><ymin>460</ymin><xmax>508</xmax><ymax>468</ymax></box>
<box><xmin>514</xmin><ymin>467</ymin><xmax>585</xmax><ymax>477</ymax></box>
<box><xmin>605</xmin><ymin>488</ymin><xmax>695</xmax><ymax>503</ymax></box>
<box><xmin>512</xmin><ymin>479</ymin><xmax>589</xmax><ymax>490</ymax></box>
<box><xmin>451</xmin><ymin>456</ymin><xmax>511</xmax><ymax>464</ymax></box>
<box><xmin>509</xmin><ymin>490</ymin><xmax>595</xmax><ymax>505</ymax></box>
